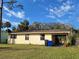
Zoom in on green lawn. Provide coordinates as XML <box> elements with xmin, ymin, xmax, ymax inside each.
<box><xmin>0</xmin><ymin>44</ymin><xmax>79</xmax><ymax>59</ymax></box>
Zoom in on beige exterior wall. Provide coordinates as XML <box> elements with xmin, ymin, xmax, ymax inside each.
<box><xmin>45</xmin><ymin>34</ymin><xmax>52</xmax><ymax>41</ymax></box>
<box><xmin>8</xmin><ymin>34</ymin><xmax>54</xmax><ymax>45</ymax></box>
<box><xmin>8</xmin><ymin>34</ymin><xmax>45</xmax><ymax>45</ymax></box>
<box><xmin>29</xmin><ymin>34</ymin><xmax>45</xmax><ymax>45</ymax></box>
<box><xmin>8</xmin><ymin>35</ymin><xmax>13</xmax><ymax>44</ymax></box>
<box><xmin>8</xmin><ymin>35</ymin><xmax>30</xmax><ymax>44</ymax></box>
<box><xmin>15</xmin><ymin>35</ymin><xmax>30</xmax><ymax>44</ymax></box>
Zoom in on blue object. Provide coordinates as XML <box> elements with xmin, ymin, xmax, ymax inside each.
<box><xmin>47</xmin><ymin>40</ymin><xmax>54</xmax><ymax>46</ymax></box>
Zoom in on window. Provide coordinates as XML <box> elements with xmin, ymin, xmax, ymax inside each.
<box><xmin>10</xmin><ymin>34</ymin><xmax>17</xmax><ymax>39</ymax></box>
<box><xmin>40</xmin><ymin>34</ymin><xmax>45</xmax><ymax>40</ymax></box>
<box><xmin>25</xmin><ymin>34</ymin><xmax>29</xmax><ymax>40</ymax></box>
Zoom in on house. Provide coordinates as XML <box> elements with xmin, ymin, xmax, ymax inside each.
<box><xmin>8</xmin><ymin>30</ymin><xmax>70</xmax><ymax>46</ymax></box>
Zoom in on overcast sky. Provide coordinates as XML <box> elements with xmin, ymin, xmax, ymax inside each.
<box><xmin>2</xmin><ymin>0</ymin><xmax>79</xmax><ymax>29</ymax></box>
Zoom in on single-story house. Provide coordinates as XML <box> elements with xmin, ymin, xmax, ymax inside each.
<box><xmin>8</xmin><ymin>30</ymin><xmax>70</xmax><ymax>46</ymax></box>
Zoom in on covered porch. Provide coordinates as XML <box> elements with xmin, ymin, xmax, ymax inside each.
<box><xmin>45</xmin><ymin>32</ymin><xmax>70</xmax><ymax>46</ymax></box>
<box><xmin>52</xmin><ymin>33</ymin><xmax>69</xmax><ymax>46</ymax></box>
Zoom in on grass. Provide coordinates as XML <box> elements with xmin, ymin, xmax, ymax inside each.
<box><xmin>0</xmin><ymin>44</ymin><xmax>79</xmax><ymax>59</ymax></box>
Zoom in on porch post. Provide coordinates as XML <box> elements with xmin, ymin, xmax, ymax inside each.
<box><xmin>65</xmin><ymin>34</ymin><xmax>69</xmax><ymax>47</ymax></box>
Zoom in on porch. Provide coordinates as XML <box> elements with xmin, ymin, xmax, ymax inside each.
<box><xmin>45</xmin><ymin>33</ymin><xmax>69</xmax><ymax>46</ymax></box>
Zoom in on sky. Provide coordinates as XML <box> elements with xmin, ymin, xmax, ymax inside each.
<box><xmin>2</xmin><ymin>0</ymin><xmax>79</xmax><ymax>29</ymax></box>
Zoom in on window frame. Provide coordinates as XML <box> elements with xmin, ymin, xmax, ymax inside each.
<box><xmin>10</xmin><ymin>34</ymin><xmax>17</xmax><ymax>39</ymax></box>
<box><xmin>25</xmin><ymin>34</ymin><xmax>29</xmax><ymax>40</ymax></box>
<box><xmin>40</xmin><ymin>34</ymin><xmax>45</xmax><ymax>40</ymax></box>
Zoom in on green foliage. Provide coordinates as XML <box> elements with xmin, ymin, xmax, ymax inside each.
<box><xmin>29</xmin><ymin>22</ymin><xmax>73</xmax><ymax>31</ymax></box>
<box><xmin>17</xmin><ymin>19</ymin><xmax>29</xmax><ymax>32</ymax></box>
<box><xmin>68</xmin><ymin>30</ymin><xmax>77</xmax><ymax>45</ymax></box>
<box><xmin>4</xmin><ymin>22</ymin><xmax>11</xmax><ymax>28</ymax></box>
<box><xmin>12</xmin><ymin>27</ymin><xmax>16</xmax><ymax>31</ymax></box>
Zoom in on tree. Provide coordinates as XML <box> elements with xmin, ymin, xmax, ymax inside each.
<box><xmin>0</xmin><ymin>0</ymin><xmax>23</xmax><ymax>43</ymax></box>
<box><xmin>29</xmin><ymin>22</ymin><xmax>73</xmax><ymax>31</ymax></box>
<box><xmin>21</xmin><ymin>20</ymin><xmax>29</xmax><ymax>30</ymax></box>
<box><xmin>17</xmin><ymin>20</ymin><xmax>29</xmax><ymax>32</ymax></box>
<box><xmin>4</xmin><ymin>21</ymin><xmax>11</xmax><ymax>33</ymax></box>
<box><xmin>12</xmin><ymin>26</ymin><xmax>19</xmax><ymax>32</ymax></box>
<box><xmin>32</xmin><ymin>22</ymin><xmax>41</xmax><ymax>30</ymax></box>
<box><xmin>12</xmin><ymin>26</ymin><xmax>16</xmax><ymax>30</ymax></box>
<box><xmin>50</xmin><ymin>23</ymin><xmax>72</xmax><ymax>30</ymax></box>
<box><xmin>17</xmin><ymin>24</ymin><xmax>25</xmax><ymax>31</ymax></box>
<box><xmin>4</xmin><ymin>22</ymin><xmax>11</xmax><ymax>28</ymax></box>
<box><xmin>6</xmin><ymin>29</ymin><xmax>12</xmax><ymax>33</ymax></box>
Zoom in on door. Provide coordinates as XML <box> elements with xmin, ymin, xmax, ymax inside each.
<box><xmin>54</xmin><ymin>35</ymin><xmax>60</xmax><ymax>46</ymax></box>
